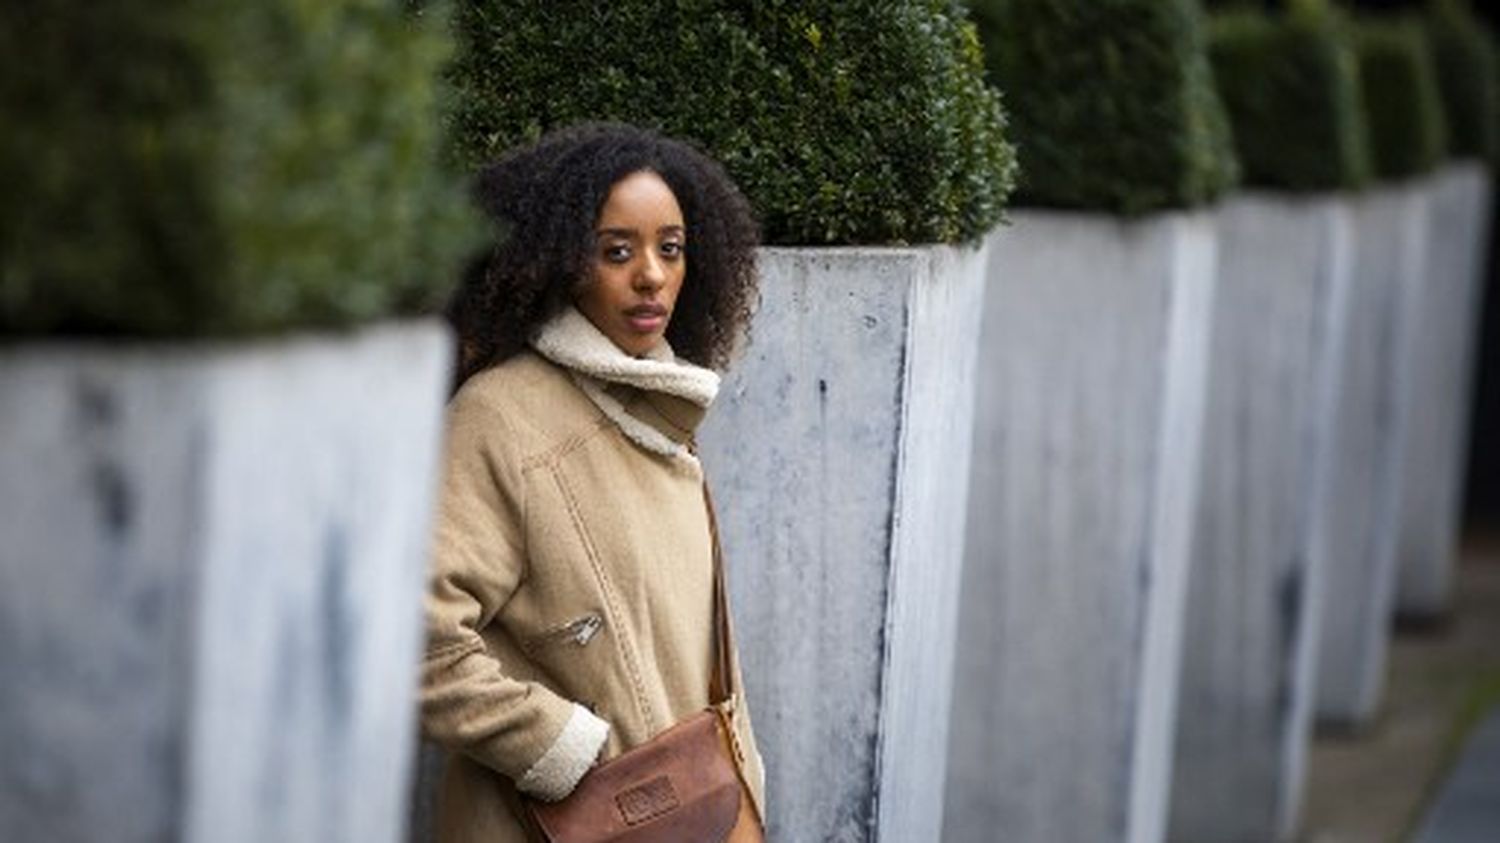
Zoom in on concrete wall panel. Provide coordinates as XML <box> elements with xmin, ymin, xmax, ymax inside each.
<box><xmin>0</xmin><ymin>322</ymin><xmax>451</xmax><ymax>843</ymax></box>
<box><xmin>1396</xmin><ymin>164</ymin><xmax>1494</xmax><ymax>618</ymax></box>
<box><xmin>945</xmin><ymin>211</ymin><xmax>1217</xmax><ymax>843</ymax></box>
<box><xmin>1170</xmin><ymin>194</ymin><xmax>1353</xmax><ymax>842</ymax></box>
<box><xmin>699</xmin><ymin>244</ymin><xmax>989</xmax><ymax>843</ymax></box>
<box><xmin>1315</xmin><ymin>183</ymin><xmax>1430</xmax><ymax>726</ymax></box>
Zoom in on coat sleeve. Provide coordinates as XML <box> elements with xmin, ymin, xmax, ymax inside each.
<box><xmin>420</xmin><ymin>386</ymin><xmax>609</xmax><ymax>801</ymax></box>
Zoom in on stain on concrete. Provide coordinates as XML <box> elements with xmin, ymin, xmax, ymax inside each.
<box><xmin>320</xmin><ymin>522</ymin><xmax>354</xmax><ymax>719</ymax></box>
<box><xmin>74</xmin><ymin>379</ymin><xmax>118</xmax><ymax>428</ymax></box>
<box><xmin>1276</xmin><ymin>567</ymin><xmax>1306</xmax><ymax>724</ymax></box>
<box><xmin>91</xmin><ymin>461</ymin><xmax>133</xmax><ymax>536</ymax></box>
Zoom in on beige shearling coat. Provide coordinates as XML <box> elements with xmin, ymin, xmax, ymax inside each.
<box><xmin>420</xmin><ymin>309</ymin><xmax>766</xmax><ymax>843</ymax></box>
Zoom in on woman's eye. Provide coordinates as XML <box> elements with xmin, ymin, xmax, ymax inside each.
<box><xmin>603</xmin><ymin>244</ymin><xmax>631</xmax><ymax>263</ymax></box>
<box><xmin>661</xmin><ymin>241</ymin><xmax>684</xmax><ymax>259</ymax></box>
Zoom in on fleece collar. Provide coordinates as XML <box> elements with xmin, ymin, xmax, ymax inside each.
<box><xmin>531</xmin><ymin>307</ymin><xmax>720</xmax><ymax>458</ymax></box>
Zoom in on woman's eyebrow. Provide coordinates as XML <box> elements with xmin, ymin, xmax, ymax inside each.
<box><xmin>594</xmin><ymin>225</ymin><xmax>686</xmax><ymax>238</ymax></box>
<box><xmin>594</xmin><ymin>227</ymin><xmax>637</xmax><ymax>239</ymax></box>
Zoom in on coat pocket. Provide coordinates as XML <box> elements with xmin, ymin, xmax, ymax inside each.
<box><xmin>522</xmin><ymin>612</ymin><xmax>604</xmax><ymax>654</ymax></box>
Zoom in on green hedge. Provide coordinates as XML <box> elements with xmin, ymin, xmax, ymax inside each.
<box><xmin>970</xmin><ymin>0</ymin><xmax>1239</xmax><ymax>214</ymax></box>
<box><xmin>1426</xmin><ymin>0</ymin><xmax>1499</xmax><ymax>161</ymax></box>
<box><xmin>1356</xmin><ymin>17</ymin><xmax>1448</xmax><ymax>180</ymax></box>
<box><xmin>445</xmin><ymin>1</ymin><xmax>1016</xmax><ymax>246</ymax></box>
<box><xmin>0</xmin><ymin>1</ymin><xmax>476</xmax><ymax>338</ymax></box>
<box><xmin>1209</xmin><ymin>0</ymin><xmax>1372</xmax><ymax>191</ymax></box>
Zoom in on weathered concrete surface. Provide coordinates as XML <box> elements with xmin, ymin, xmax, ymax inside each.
<box><xmin>699</xmin><ymin>244</ymin><xmax>989</xmax><ymax>843</ymax></box>
<box><xmin>1415</xmin><ymin>708</ymin><xmax>1500</xmax><ymax>843</ymax></box>
<box><xmin>1396</xmin><ymin>164</ymin><xmax>1494</xmax><ymax>620</ymax></box>
<box><xmin>1303</xmin><ymin>547</ymin><xmax>1500</xmax><ymax>843</ymax></box>
<box><xmin>0</xmin><ymin>321</ymin><xmax>451</xmax><ymax>843</ymax></box>
<box><xmin>945</xmin><ymin>211</ymin><xmax>1217</xmax><ymax>843</ymax></box>
<box><xmin>1315</xmin><ymin>183</ymin><xmax>1431</xmax><ymax>728</ymax></box>
<box><xmin>1169</xmin><ymin>194</ymin><xmax>1353</xmax><ymax>843</ymax></box>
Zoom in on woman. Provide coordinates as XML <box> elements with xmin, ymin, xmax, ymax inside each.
<box><xmin>422</xmin><ymin>123</ymin><xmax>766</xmax><ymax>843</ymax></box>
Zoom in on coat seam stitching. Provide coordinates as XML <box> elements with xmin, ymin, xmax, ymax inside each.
<box><xmin>521</xmin><ymin>418</ymin><xmax>614</xmax><ymax>471</ymax></box>
<box><xmin>552</xmin><ymin>466</ymin><xmax>659</xmax><ymax>733</ymax></box>
<box><xmin>425</xmin><ymin>638</ymin><xmax>485</xmax><ymax>663</ymax></box>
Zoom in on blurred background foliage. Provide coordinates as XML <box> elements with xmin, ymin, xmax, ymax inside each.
<box><xmin>442</xmin><ymin>0</ymin><xmax>1017</xmax><ymax>246</ymax></box>
<box><xmin>5</xmin><ymin>0</ymin><xmax>1500</xmax><ymax>337</ymax></box>
<box><xmin>1355</xmin><ymin>15</ymin><xmax>1448</xmax><ymax>179</ymax></box>
<box><xmin>1208</xmin><ymin>0</ymin><xmax>1373</xmax><ymax>191</ymax></box>
<box><xmin>1425</xmin><ymin>0</ymin><xmax>1498</xmax><ymax>161</ymax></box>
<box><xmin>967</xmin><ymin>0</ymin><xmax>1240</xmax><ymax>214</ymax></box>
<box><xmin>0</xmin><ymin>0</ymin><xmax>477</xmax><ymax>339</ymax></box>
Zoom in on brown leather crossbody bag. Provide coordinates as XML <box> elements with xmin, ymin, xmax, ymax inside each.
<box><xmin>525</xmin><ymin>483</ymin><xmax>765</xmax><ymax>843</ymax></box>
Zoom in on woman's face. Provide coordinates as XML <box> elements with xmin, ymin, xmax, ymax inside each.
<box><xmin>575</xmin><ymin>169</ymin><xmax>687</xmax><ymax>357</ymax></box>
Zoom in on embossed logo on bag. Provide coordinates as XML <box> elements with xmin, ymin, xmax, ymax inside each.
<box><xmin>616</xmin><ymin>776</ymin><xmax>679</xmax><ymax>826</ymax></box>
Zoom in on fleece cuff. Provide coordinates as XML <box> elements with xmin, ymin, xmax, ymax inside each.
<box><xmin>516</xmin><ymin>703</ymin><xmax>610</xmax><ymax>802</ymax></box>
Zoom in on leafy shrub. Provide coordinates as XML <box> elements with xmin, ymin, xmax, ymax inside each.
<box><xmin>1209</xmin><ymin>0</ymin><xmax>1372</xmax><ymax>191</ymax></box>
<box><xmin>445</xmin><ymin>1</ymin><xmax>1016</xmax><ymax>246</ymax></box>
<box><xmin>1425</xmin><ymin>0</ymin><xmax>1498</xmax><ymax>161</ymax></box>
<box><xmin>1355</xmin><ymin>17</ymin><xmax>1448</xmax><ymax>180</ymax></box>
<box><xmin>0</xmin><ymin>1</ymin><xmax>476</xmax><ymax>338</ymax></box>
<box><xmin>969</xmin><ymin>0</ymin><xmax>1239</xmax><ymax>214</ymax></box>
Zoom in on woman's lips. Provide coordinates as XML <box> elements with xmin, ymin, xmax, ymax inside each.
<box><xmin>624</xmin><ymin>305</ymin><xmax>668</xmax><ymax>333</ymax></box>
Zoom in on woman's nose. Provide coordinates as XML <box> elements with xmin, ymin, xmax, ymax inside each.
<box><xmin>634</xmin><ymin>253</ymin><xmax>666</xmax><ymax>290</ymax></box>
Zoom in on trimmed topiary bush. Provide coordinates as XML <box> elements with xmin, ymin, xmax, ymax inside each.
<box><xmin>0</xmin><ymin>1</ymin><xmax>476</xmax><ymax>338</ymax></box>
<box><xmin>1355</xmin><ymin>17</ymin><xmax>1448</xmax><ymax>180</ymax></box>
<box><xmin>969</xmin><ymin>0</ymin><xmax>1239</xmax><ymax>214</ymax></box>
<box><xmin>445</xmin><ymin>1</ymin><xmax>1016</xmax><ymax>246</ymax></box>
<box><xmin>1425</xmin><ymin>0</ymin><xmax>1499</xmax><ymax>161</ymax></box>
<box><xmin>1209</xmin><ymin>0</ymin><xmax>1372</xmax><ymax>191</ymax></box>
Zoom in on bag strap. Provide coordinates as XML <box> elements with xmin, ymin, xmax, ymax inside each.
<box><xmin>702</xmin><ymin>478</ymin><xmax>737</xmax><ymax>707</ymax></box>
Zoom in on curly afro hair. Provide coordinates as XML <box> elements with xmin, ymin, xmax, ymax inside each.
<box><xmin>448</xmin><ymin>123</ymin><xmax>760</xmax><ymax>387</ymax></box>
